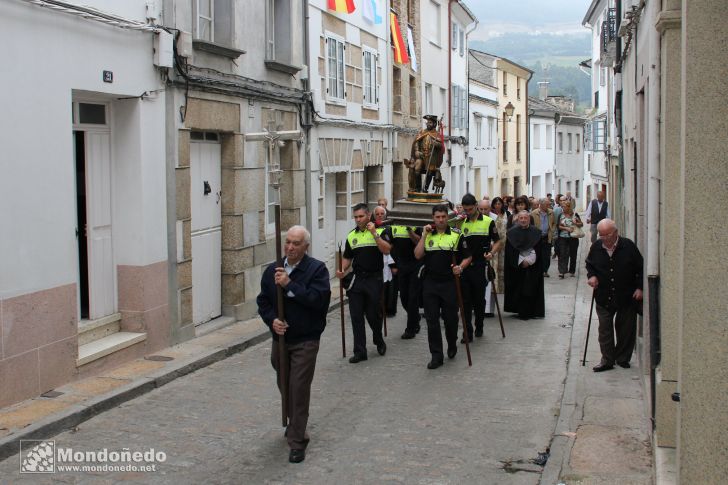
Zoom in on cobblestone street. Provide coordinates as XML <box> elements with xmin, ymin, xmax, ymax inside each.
<box><xmin>1</xmin><ymin>273</ymin><xmax>580</xmax><ymax>484</ymax></box>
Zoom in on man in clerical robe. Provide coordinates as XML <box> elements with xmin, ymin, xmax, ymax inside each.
<box><xmin>504</xmin><ymin>210</ymin><xmax>545</xmax><ymax>320</ymax></box>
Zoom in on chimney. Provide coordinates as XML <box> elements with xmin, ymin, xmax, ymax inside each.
<box><xmin>538</xmin><ymin>81</ymin><xmax>550</xmax><ymax>101</ymax></box>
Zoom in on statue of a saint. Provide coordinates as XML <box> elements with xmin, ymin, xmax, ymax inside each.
<box><xmin>406</xmin><ymin>115</ymin><xmax>444</xmax><ymax>193</ymax></box>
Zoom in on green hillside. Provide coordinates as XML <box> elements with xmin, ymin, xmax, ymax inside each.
<box><xmin>470</xmin><ymin>33</ymin><xmax>592</xmax><ymax>111</ymax></box>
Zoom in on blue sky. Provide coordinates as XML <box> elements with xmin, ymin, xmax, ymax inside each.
<box><xmin>464</xmin><ymin>0</ymin><xmax>594</xmax><ymax>41</ymax></box>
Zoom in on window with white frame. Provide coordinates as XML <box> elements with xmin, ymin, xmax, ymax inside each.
<box><xmin>452</xmin><ymin>22</ymin><xmax>458</xmax><ymax>51</ymax></box>
<box><xmin>546</xmin><ymin>124</ymin><xmax>553</xmax><ymax>149</ymax></box>
<box><xmin>460</xmin><ymin>87</ymin><xmax>467</xmax><ymax>128</ymax></box>
<box><xmin>488</xmin><ymin>117</ymin><xmax>494</xmax><ymax>147</ymax></box>
<box><xmin>425</xmin><ymin>83</ymin><xmax>433</xmax><ymax>114</ymax></box>
<box><xmin>475</xmin><ymin>116</ymin><xmax>482</xmax><ymax>146</ymax></box>
<box><xmin>558</xmin><ymin>132</ymin><xmax>563</xmax><ymax>152</ymax></box>
<box><xmin>194</xmin><ymin>0</ymin><xmax>233</xmax><ymax>46</ymax></box>
<box><xmin>363</xmin><ymin>47</ymin><xmax>378</xmax><ymax>107</ymax></box>
<box><xmin>458</xmin><ymin>27</ymin><xmax>464</xmax><ymax>56</ymax></box>
<box><xmin>428</xmin><ymin>0</ymin><xmax>441</xmax><ymax>45</ymax></box>
<box><xmin>266</xmin><ymin>0</ymin><xmax>294</xmax><ymax>66</ymax></box>
<box><xmin>326</xmin><ymin>34</ymin><xmax>346</xmax><ymax>102</ymax></box>
<box><xmin>568</xmin><ymin>133</ymin><xmax>573</xmax><ymax>152</ymax></box>
<box><xmin>533</xmin><ymin>123</ymin><xmax>541</xmax><ymax>149</ymax></box>
<box><xmin>452</xmin><ymin>85</ymin><xmax>460</xmax><ymax>128</ymax></box>
<box><xmin>576</xmin><ymin>133</ymin><xmax>581</xmax><ymax>153</ymax></box>
<box><xmin>440</xmin><ymin>87</ymin><xmax>446</xmax><ymax>116</ymax></box>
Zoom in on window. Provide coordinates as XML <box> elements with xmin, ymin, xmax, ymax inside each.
<box><xmin>503</xmin><ymin>73</ymin><xmax>508</xmax><ymax>96</ymax></box>
<box><xmin>592</xmin><ymin>119</ymin><xmax>606</xmax><ymax>151</ymax></box>
<box><xmin>440</xmin><ymin>87</ymin><xmax>446</xmax><ymax>114</ymax></box>
<box><xmin>488</xmin><ymin>117</ymin><xmax>494</xmax><ymax>147</ymax></box>
<box><xmin>76</xmin><ymin>103</ymin><xmax>107</xmax><ymax>125</ymax></box>
<box><xmin>576</xmin><ymin>133</ymin><xmax>581</xmax><ymax>153</ymax></box>
<box><xmin>393</xmin><ymin>67</ymin><xmax>402</xmax><ymax>112</ymax></box>
<box><xmin>475</xmin><ymin>117</ymin><xmax>482</xmax><ymax>146</ymax></box>
<box><xmin>594</xmin><ymin>91</ymin><xmax>599</xmax><ymax>109</ymax></box>
<box><xmin>409</xmin><ymin>75</ymin><xmax>417</xmax><ymax>116</ymax></box>
<box><xmin>516</xmin><ymin>114</ymin><xmax>521</xmax><ymax>141</ymax></box>
<box><xmin>459</xmin><ymin>26</ymin><xmax>465</xmax><ymax>56</ymax></box>
<box><xmin>568</xmin><ymin>133</ymin><xmax>573</xmax><ymax>152</ymax></box>
<box><xmin>326</xmin><ymin>34</ymin><xmax>346</xmax><ymax>102</ymax></box>
<box><xmin>194</xmin><ymin>0</ymin><xmax>233</xmax><ymax>47</ymax></box>
<box><xmin>428</xmin><ymin>0</ymin><xmax>441</xmax><ymax>45</ymax></box>
<box><xmin>460</xmin><ymin>86</ymin><xmax>467</xmax><ymax>128</ymax></box>
<box><xmin>266</xmin><ymin>0</ymin><xmax>294</xmax><ymax>67</ymax></box>
<box><xmin>424</xmin><ymin>83</ymin><xmax>433</xmax><ymax>114</ymax></box>
<box><xmin>517</xmin><ymin>79</ymin><xmax>521</xmax><ymax>100</ymax></box>
<box><xmin>533</xmin><ymin>123</ymin><xmax>540</xmax><ymax>149</ymax></box>
<box><xmin>558</xmin><ymin>132</ymin><xmax>563</xmax><ymax>152</ymax></box>
<box><xmin>452</xmin><ymin>22</ymin><xmax>458</xmax><ymax>51</ymax></box>
<box><xmin>575</xmin><ymin>180</ymin><xmax>580</xmax><ymax>198</ymax></box>
<box><xmin>600</xmin><ymin>66</ymin><xmax>606</xmax><ymax>87</ymax></box>
<box><xmin>452</xmin><ymin>85</ymin><xmax>460</xmax><ymax>128</ymax></box>
<box><xmin>545</xmin><ymin>124</ymin><xmax>553</xmax><ymax>149</ymax></box>
<box><xmin>363</xmin><ymin>48</ymin><xmax>378</xmax><ymax>107</ymax></box>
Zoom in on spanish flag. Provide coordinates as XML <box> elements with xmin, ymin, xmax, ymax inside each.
<box><xmin>390</xmin><ymin>12</ymin><xmax>409</xmax><ymax>64</ymax></box>
<box><xmin>328</xmin><ymin>0</ymin><xmax>356</xmax><ymax>14</ymax></box>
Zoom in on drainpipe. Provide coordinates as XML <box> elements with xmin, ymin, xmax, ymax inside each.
<box><xmin>646</xmin><ymin>0</ymin><xmax>662</xmax><ymax>426</ymax></box>
<box><xmin>302</xmin><ymin>0</ymin><xmax>313</xmax><ymax>231</ymax></box>
<box><xmin>464</xmin><ymin>18</ymin><xmax>478</xmax><ymax>191</ymax></box>
<box><xmin>525</xmin><ymin>70</ymin><xmax>533</xmax><ymax>194</ymax></box>
<box><xmin>448</xmin><ymin>0</ymin><xmax>454</xmax><ymax>148</ymax></box>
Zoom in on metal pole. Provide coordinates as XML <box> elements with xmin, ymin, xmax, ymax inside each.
<box><xmin>582</xmin><ymin>290</ymin><xmax>596</xmax><ymax>366</ymax></box>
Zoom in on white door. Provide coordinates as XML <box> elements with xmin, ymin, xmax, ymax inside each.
<box><xmin>191</xmin><ymin>139</ymin><xmax>222</xmax><ymax>325</ymax></box>
<box><xmin>86</xmin><ymin>132</ymin><xmax>116</xmax><ymax>319</ymax></box>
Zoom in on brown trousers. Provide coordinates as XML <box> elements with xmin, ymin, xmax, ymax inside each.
<box><xmin>271</xmin><ymin>339</ymin><xmax>320</xmax><ymax>450</ymax></box>
<box><xmin>595</xmin><ymin>303</ymin><xmax>637</xmax><ymax>365</ymax></box>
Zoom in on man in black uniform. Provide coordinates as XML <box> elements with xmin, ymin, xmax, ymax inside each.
<box><xmin>458</xmin><ymin>194</ymin><xmax>502</xmax><ymax>342</ymax></box>
<box><xmin>336</xmin><ymin>203</ymin><xmax>393</xmax><ymax>363</ymax></box>
<box><xmin>389</xmin><ymin>222</ymin><xmax>423</xmax><ymax>339</ymax></box>
<box><xmin>414</xmin><ymin>204</ymin><xmax>472</xmax><ymax>369</ymax></box>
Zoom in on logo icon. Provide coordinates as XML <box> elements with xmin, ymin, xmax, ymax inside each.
<box><xmin>20</xmin><ymin>440</ymin><xmax>55</xmax><ymax>473</ymax></box>
<box><xmin>428</xmin><ymin>240</ymin><xmax>434</xmax><ymax>247</ymax></box>
<box><xmin>463</xmin><ymin>227</ymin><xmax>469</xmax><ymax>234</ymax></box>
<box><xmin>352</xmin><ymin>238</ymin><xmax>358</xmax><ymax>246</ymax></box>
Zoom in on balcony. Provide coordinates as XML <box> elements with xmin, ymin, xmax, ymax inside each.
<box><xmin>601</xmin><ymin>8</ymin><xmax>617</xmax><ymax>65</ymax></box>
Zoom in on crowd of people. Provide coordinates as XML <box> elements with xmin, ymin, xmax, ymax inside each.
<box><xmin>256</xmin><ymin>190</ymin><xmax>642</xmax><ymax>463</ymax></box>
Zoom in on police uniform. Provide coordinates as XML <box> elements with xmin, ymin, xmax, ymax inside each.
<box><xmin>390</xmin><ymin>224</ymin><xmax>423</xmax><ymax>337</ymax></box>
<box><xmin>459</xmin><ymin>214</ymin><xmax>500</xmax><ymax>340</ymax></box>
<box><xmin>343</xmin><ymin>225</ymin><xmax>392</xmax><ymax>359</ymax></box>
<box><xmin>420</xmin><ymin>227</ymin><xmax>470</xmax><ymax>364</ymax></box>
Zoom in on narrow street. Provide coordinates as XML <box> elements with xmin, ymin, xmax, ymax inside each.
<box><xmin>0</xmin><ymin>261</ymin><xmax>582</xmax><ymax>484</ymax></box>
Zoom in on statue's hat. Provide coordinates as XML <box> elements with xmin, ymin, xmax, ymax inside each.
<box><xmin>423</xmin><ymin>114</ymin><xmax>438</xmax><ymax>123</ymax></box>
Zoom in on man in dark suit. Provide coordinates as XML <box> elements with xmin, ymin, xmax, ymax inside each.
<box><xmin>586</xmin><ymin>191</ymin><xmax>610</xmax><ymax>243</ymax></box>
<box><xmin>257</xmin><ymin>225</ymin><xmax>331</xmax><ymax>463</ymax></box>
<box><xmin>585</xmin><ymin>219</ymin><xmax>643</xmax><ymax>372</ymax></box>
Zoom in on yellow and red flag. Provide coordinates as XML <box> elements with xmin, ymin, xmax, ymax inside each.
<box><xmin>390</xmin><ymin>12</ymin><xmax>409</xmax><ymax>64</ymax></box>
<box><xmin>328</xmin><ymin>0</ymin><xmax>356</xmax><ymax>14</ymax></box>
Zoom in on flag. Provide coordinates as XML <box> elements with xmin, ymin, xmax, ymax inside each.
<box><xmin>328</xmin><ymin>0</ymin><xmax>356</xmax><ymax>14</ymax></box>
<box><xmin>390</xmin><ymin>12</ymin><xmax>409</xmax><ymax>64</ymax></box>
<box><xmin>406</xmin><ymin>26</ymin><xmax>418</xmax><ymax>72</ymax></box>
<box><xmin>362</xmin><ymin>0</ymin><xmax>382</xmax><ymax>24</ymax></box>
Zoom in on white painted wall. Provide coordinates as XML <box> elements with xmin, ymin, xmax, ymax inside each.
<box><xmin>469</xmin><ymin>83</ymin><xmax>498</xmax><ymax>199</ymax></box>
<box><xmin>556</xmin><ymin>122</ymin><xmax>587</xmax><ymax>209</ymax></box>
<box><xmin>529</xmin><ymin>115</ymin><xmax>555</xmax><ymax>199</ymax></box>
<box><xmin>0</xmin><ymin>0</ymin><xmax>166</xmax><ymax>298</ymax></box>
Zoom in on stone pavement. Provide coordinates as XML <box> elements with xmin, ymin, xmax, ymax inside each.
<box><xmin>0</xmin><ymin>242</ymin><xmax>653</xmax><ymax>484</ymax></box>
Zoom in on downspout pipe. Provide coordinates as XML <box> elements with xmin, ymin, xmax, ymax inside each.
<box><xmin>525</xmin><ymin>71</ymin><xmax>533</xmax><ymax>193</ymax></box>
<box><xmin>302</xmin><ymin>0</ymin><xmax>313</xmax><ymax>232</ymax></box>
<box><xmin>448</xmin><ymin>0</ymin><xmax>454</xmax><ymax>147</ymax></box>
<box><xmin>464</xmin><ymin>18</ymin><xmax>479</xmax><ymax>188</ymax></box>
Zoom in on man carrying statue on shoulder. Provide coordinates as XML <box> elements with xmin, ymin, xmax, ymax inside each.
<box><xmin>406</xmin><ymin>115</ymin><xmax>444</xmax><ymax>193</ymax></box>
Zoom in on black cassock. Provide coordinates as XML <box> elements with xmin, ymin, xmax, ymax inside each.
<box><xmin>503</xmin><ymin>225</ymin><xmax>545</xmax><ymax>319</ymax></box>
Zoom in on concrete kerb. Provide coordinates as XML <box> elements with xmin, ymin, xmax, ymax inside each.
<box><xmin>540</xmin><ymin>238</ymin><xmax>591</xmax><ymax>485</ymax></box>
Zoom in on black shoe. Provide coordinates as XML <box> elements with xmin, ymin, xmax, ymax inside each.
<box><xmin>474</xmin><ymin>327</ymin><xmax>484</xmax><ymax>338</ymax></box>
<box><xmin>447</xmin><ymin>347</ymin><xmax>457</xmax><ymax>359</ymax></box>
<box><xmin>386</xmin><ymin>313</ymin><xmax>397</xmax><ymax>318</ymax></box>
<box><xmin>427</xmin><ymin>359</ymin><xmax>443</xmax><ymax>369</ymax></box>
<box><xmin>544</xmin><ymin>272</ymin><xmax>550</xmax><ymax>277</ymax></box>
<box><xmin>460</xmin><ymin>337</ymin><xmax>471</xmax><ymax>344</ymax></box>
<box><xmin>484</xmin><ymin>313</ymin><xmax>495</xmax><ymax>318</ymax></box>
<box><xmin>592</xmin><ymin>362</ymin><xmax>614</xmax><ymax>372</ymax></box>
<box><xmin>617</xmin><ymin>361</ymin><xmax>631</xmax><ymax>368</ymax></box>
<box><xmin>289</xmin><ymin>449</ymin><xmax>305</xmax><ymax>463</ymax></box>
<box><xmin>401</xmin><ymin>331</ymin><xmax>416</xmax><ymax>340</ymax></box>
<box><xmin>414</xmin><ymin>325</ymin><xmax>421</xmax><ymax>334</ymax></box>
<box><xmin>349</xmin><ymin>354</ymin><xmax>368</xmax><ymax>364</ymax></box>
<box><xmin>558</xmin><ymin>274</ymin><xmax>565</xmax><ymax>279</ymax></box>
<box><xmin>377</xmin><ymin>342</ymin><xmax>387</xmax><ymax>356</ymax></box>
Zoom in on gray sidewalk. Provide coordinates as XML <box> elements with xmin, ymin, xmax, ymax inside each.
<box><xmin>541</xmin><ymin>238</ymin><xmax>653</xmax><ymax>485</ymax></box>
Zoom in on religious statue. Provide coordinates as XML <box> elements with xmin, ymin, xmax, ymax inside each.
<box><xmin>405</xmin><ymin>115</ymin><xmax>444</xmax><ymax>193</ymax></box>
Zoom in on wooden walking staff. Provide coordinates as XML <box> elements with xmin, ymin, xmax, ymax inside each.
<box><xmin>274</xmin><ymin>206</ymin><xmax>289</xmax><ymax>427</ymax></box>
<box><xmin>582</xmin><ymin>289</ymin><xmax>596</xmax><ymax>366</ymax></box>
<box><xmin>381</xmin><ymin>287</ymin><xmax>388</xmax><ymax>337</ymax></box>
<box><xmin>487</xmin><ymin>262</ymin><xmax>506</xmax><ymax>338</ymax></box>
<box><xmin>452</xmin><ymin>254</ymin><xmax>473</xmax><ymax>366</ymax></box>
<box><xmin>336</xmin><ymin>243</ymin><xmax>346</xmax><ymax>358</ymax></box>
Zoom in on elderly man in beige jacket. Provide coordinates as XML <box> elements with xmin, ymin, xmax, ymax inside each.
<box><xmin>530</xmin><ymin>198</ymin><xmax>557</xmax><ymax>277</ymax></box>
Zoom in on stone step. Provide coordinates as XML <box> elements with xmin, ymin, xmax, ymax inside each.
<box><xmin>77</xmin><ymin>332</ymin><xmax>147</xmax><ymax>367</ymax></box>
<box><xmin>78</xmin><ymin>313</ymin><xmax>122</xmax><ymax>346</ymax></box>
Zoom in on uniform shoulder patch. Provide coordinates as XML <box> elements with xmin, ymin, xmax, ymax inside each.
<box><xmin>451</xmin><ymin>227</ymin><xmax>462</xmax><ymax>234</ymax></box>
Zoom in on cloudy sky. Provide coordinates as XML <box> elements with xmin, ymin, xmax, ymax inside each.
<box><xmin>464</xmin><ymin>0</ymin><xmax>595</xmax><ymax>41</ymax></box>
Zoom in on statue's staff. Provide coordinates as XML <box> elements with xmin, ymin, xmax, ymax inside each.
<box><xmin>452</xmin><ymin>253</ymin><xmax>473</xmax><ymax>366</ymax></box>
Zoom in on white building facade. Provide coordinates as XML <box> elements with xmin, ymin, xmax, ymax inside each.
<box><xmin>0</xmin><ymin>0</ymin><xmax>169</xmax><ymax>407</ymax></box>
<box><xmin>468</xmin><ymin>51</ymin><xmax>499</xmax><ymax>199</ymax></box>
<box><xmin>528</xmin><ymin>96</ymin><xmax>557</xmax><ymax>199</ymax></box>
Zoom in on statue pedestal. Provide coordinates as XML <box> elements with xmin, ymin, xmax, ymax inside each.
<box><xmin>389</xmin><ymin>196</ymin><xmax>450</xmax><ymax>227</ymax></box>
